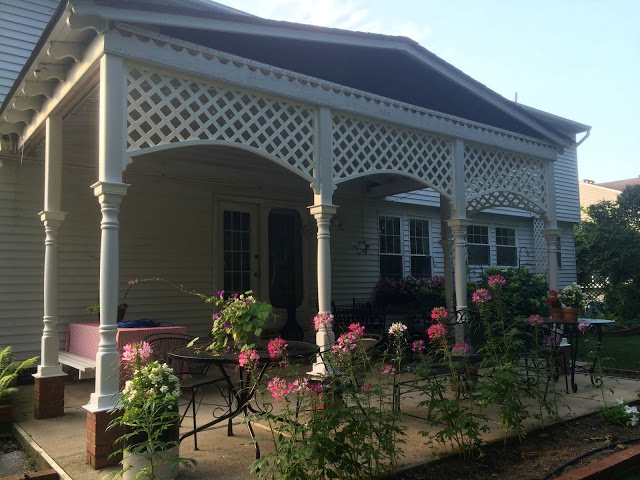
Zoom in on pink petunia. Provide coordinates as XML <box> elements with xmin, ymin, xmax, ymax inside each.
<box><xmin>527</xmin><ymin>315</ymin><xmax>544</xmax><ymax>327</ymax></box>
<box><xmin>488</xmin><ymin>275</ymin><xmax>507</xmax><ymax>288</ymax></box>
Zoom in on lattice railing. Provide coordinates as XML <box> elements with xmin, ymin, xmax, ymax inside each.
<box><xmin>465</xmin><ymin>144</ymin><xmax>547</xmax><ymax>214</ymax></box>
<box><xmin>126</xmin><ymin>66</ymin><xmax>315</xmax><ymax>180</ymax></box>
<box><xmin>533</xmin><ymin>217</ymin><xmax>547</xmax><ymax>276</ymax></box>
<box><xmin>332</xmin><ymin>114</ymin><xmax>453</xmax><ymax>197</ymax></box>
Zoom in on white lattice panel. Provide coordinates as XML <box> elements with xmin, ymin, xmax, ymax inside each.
<box><xmin>332</xmin><ymin>114</ymin><xmax>453</xmax><ymax>197</ymax></box>
<box><xmin>465</xmin><ymin>144</ymin><xmax>547</xmax><ymax>214</ymax></box>
<box><xmin>127</xmin><ymin>67</ymin><xmax>315</xmax><ymax>180</ymax></box>
<box><xmin>533</xmin><ymin>217</ymin><xmax>547</xmax><ymax>275</ymax></box>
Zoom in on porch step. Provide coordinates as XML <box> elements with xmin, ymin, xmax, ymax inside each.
<box><xmin>58</xmin><ymin>351</ymin><xmax>96</xmax><ymax>379</ymax></box>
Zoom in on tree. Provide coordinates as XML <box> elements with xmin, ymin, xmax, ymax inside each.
<box><xmin>576</xmin><ymin>184</ymin><xmax>640</xmax><ymax>286</ymax></box>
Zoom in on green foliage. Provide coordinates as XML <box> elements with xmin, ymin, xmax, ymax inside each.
<box><xmin>576</xmin><ymin>185</ymin><xmax>640</xmax><ymax>287</ymax></box>
<box><xmin>0</xmin><ymin>346</ymin><xmax>38</xmax><ymax>401</ymax></box>
<box><xmin>250</xmin><ymin>327</ymin><xmax>406</xmax><ymax>479</ymax></box>
<box><xmin>600</xmin><ymin>403</ymin><xmax>636</xmax><ymax>427</ymax></box>
<box><xmin>481</xmin><ymin>267</ymin><xmax>548</xmax><ymax>317</ymax></box>
<box><xmin>604</xmin><ymin>283</ymin><xmax>640</xmax><ymax>326</ymax></box>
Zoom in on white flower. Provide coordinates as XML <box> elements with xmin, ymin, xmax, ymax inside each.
<box><xmin>388</xmin><ymin>322</ymin><xmax>408</xmax><ymax>336</ymax></box>
<box><xmin>172</xmin><ymin>389</ymin><xmax>181</xmax><ymax>396</ymax></box>
<box><xmin>168</xmin><ymin>374</ymin><xmax>178</xmax><ymax>383</ymax></box>
<box><xmin>160</xmin><ymin>385</ymin><xmax>169</xmax><ymax>394</ymax></box>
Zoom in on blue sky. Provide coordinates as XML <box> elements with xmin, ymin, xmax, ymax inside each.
<box><xmin>225</xmin><ymin>0</ymin><xmax>639</xmax><ymax>183</ymax></box>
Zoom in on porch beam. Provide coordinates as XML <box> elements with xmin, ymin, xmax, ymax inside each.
<box><xmin>34</xmin><ymin>115</ymin><xmax>66</xmax><ymax>381</ymax></box>
<box><xmin>103</xmin><ymin>29</ymin><xmax>559</xmax><ymax>161</ymax></box>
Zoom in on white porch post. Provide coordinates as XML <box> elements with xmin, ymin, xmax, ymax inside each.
<box><xmin>542</xmin><ymin>160</ymin><xmax>560</xmax><ymax>291</ymax></box>
<box><xmin>85</xmin><ymin>53</ymin><xmax>129</xmax><ymax>413</ymax></box>
<box><xmin>439</xmin><ymin>195</ymin><xmax>454</xmax><ymax>313</ymax></box>
<box><xmin>35</xmin><ymin>115</ymin><xmax>66</xmax><ymax>379</ymax></box>
<box><xmin>448</xmin><ymin>139</ymin><xmax>469</xmax><ymax>344</ymax></box>
<box><xmin>309</xmin><ymin>107</ymin><xmax>337</xmax><ymax>376</ymax></box>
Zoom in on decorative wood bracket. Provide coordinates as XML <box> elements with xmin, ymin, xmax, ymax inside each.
<box><xmin>0</xmin><ymin>123</ymin><xmax>23</xmax><ymax>135</ymax></box>
<box><xmin>12</xmin><ymin>96</ymin><xmax>44</xmax><ymax>112</ymax></box>
<box><xmin>34</xmin><ymin>64</ymin><xmax>67</xmax><ymax>81</ymax></box>
<box><xmin>2</xmin><ymin>110</ymin><xmax>32</xmax><ymax>124</ymax></box>
<box><xmin>47</xmin><ymin>41</ymin><xmax>85</xmax><ymax>62</ymax></box>
<box><xmin>67</xmin><ymin>12</ymin><xmax>106</xmax><ymax>34</ymax></box>
<box><xmin>22</xmin><ymin>81</ymin><xmax>56</xmax><ymax>98</ymax></box>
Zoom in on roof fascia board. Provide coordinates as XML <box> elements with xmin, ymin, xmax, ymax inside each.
<box><xmin>18</xmin><ymin>33</ymin><xmax>104</xmax><ymax>147</ymax></box>
<box><xmin>104</xmin><ymin>27</ymin><xmax>558</xmax><ymax>160</ymax></box>
<box><xmin>73</xmin><ymin>2</ymin><xmax>571</xmax><ymax>146</ymax></box>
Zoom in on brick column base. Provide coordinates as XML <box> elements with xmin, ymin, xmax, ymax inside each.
<box><xmin>87</xmin><ymin>410</ymin><xmax>123</xmax><ymax>469</ymax></box>
<box><xmin>34</xmin><ymin>376</ymin><xmax>65</xmax><ymax>419</ymax></box>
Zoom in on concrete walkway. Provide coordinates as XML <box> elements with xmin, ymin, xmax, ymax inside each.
<box><xmin>10</xmin><ymin>368</ymin><xmax>640</xmax><ymax>480</ymax></box>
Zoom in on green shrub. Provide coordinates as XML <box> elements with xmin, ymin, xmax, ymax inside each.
<box><xmin>481</xmin><ymin>267</ymin><xmax>548</xmax><ymax>317</ymax></box>
<box><xmin>604</xmin><ymin>283</ymin><xmax>640</xmax><ymax>327</ymax></box>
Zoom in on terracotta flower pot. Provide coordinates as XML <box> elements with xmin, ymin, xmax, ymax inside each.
<box><xmin>562</xmin><ymin>307</ymin><xmax>579</xmax><ymax>323</ymax></box>
<box><xmin>550</xmin><ymin>307</ymin><xmax>563</xmax><ymax>321</ymax></box>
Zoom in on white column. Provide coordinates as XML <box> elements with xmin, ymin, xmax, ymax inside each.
<box><xmin>35</xmin><ymin>116</ymin><xmax>66</xmax><ymax>379</ymax></box>
<box><xmin>542</xmin><ymin>160</ymin><xmax>561</xmax><ymax>291</ymax></box>
<box><xmin>542</xmin><ymin>228</ymin><xmax>562</xmax><ymax>291</ymax></box>
<box><xmin>309</xmin><ymin>107</ymin><xmax>336</xmax><ymax>377</ymax></box>
<box><xmin>85</xmin><ymin>53</ymin><xmax>129</xmax><ymax>412</ymax></box>
<box><xmin>448</xmin><ymin>218</ymin><xmax>470</xmax><ymax>344</ymax></box>
<box><xmin>439</xmin><ymin>195</ymin><xmax>454</xmax><ymax>313</ymax></box>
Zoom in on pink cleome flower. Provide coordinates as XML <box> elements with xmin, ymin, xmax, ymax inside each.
<box><xmin>238</xmin><ymin>349</ymin><xmax>260</xmax><ymax>371</ymax></box>
<box><xmin>381</xmin><ymin>365</ymin><xmax>396</xmax><ymax>375</ymax></box>
<box><xmin>267</xmin><ymin>338</ymin><xmax>288</xmax><ymax>360</ymax></box>
<box><xmin>121</xmin><ymin>341</ymin><xmax>152</xmax><ymax>364</ymax></box>
<box><xmin>412</xmin><ymin>339</ymin><xmax>426</xmax><ymax>353</ymax></box>
<box><xmin>488</xmin><ymin>275</ymin><xmax>507</xmax><ymax>288</ymax></box>
<box><xmin>452</xmin><ymin>342</ymin><xmax>469</xmax><ymax>355</ymax></box>
<box><xmin>527</xmin><ymin>314</ymin><xmax>544</xmax><ymax>327</ymax></box>
<box><xmin>427</xmin><ymin>323</ymin><xmax>447</xmax><ymax>341</ymax></box>
<box><xmin>314</xmin><ymin>312</ymin><xmax>334</xmax><ymax>331</ymax></box>
<box><xmin>348</xmin><ymin>323</ymin><xmax>365</xmax><ymax>337</ymax></box>
<box><xmin>268</xmin><ymin>376</ymin><xmax>289</xmax><ymax>400</ymax></box>
<box><xmin>472</xmin><ymin>289</ymin><xmax>492</xmax><ymax>305</ymax></box>
<box><xmin>430</xmin><ymin>306</ymin><xmax>448</xmax><ymax>324</ymax></box>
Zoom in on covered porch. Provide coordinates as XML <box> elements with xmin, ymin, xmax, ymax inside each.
<box><xmin>0</xmin><ymin>2</ymin><xmax>572</xmax><ymax>470</ymax></box>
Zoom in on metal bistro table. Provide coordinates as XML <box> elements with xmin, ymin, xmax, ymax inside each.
<box><xmin>170</xmin><ymin>339</ymin><xmax>319</xmax><ymax>458</ymax></box>
<box><xmin>546</xmin><ymin>318</ymin><xmax>615</xmax><ymax>393</ymax></box>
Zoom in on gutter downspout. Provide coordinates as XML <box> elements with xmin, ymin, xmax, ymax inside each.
<box><xmin>576</xmin><ymin>128</ymin><xmax>591</xmax><ymax>147</ymax></box>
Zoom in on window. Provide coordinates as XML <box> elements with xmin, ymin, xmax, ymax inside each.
<box><xmin>496</xmin><ymin>227</ymin><xmax>517</xmax><ymax>266</ymax></box>
<box><xmin>379</xmin><ymin>216</ymin><xmax>403</xmax><ymax>279</ymax></box>
<box><xmin>223</xmin><ymin>210</ymin><xmax>251</xmax><ymax>293</ymax></box>
<box><xmin>409</xmin><ymin>219</ymin><xmax>431</xmax><ymax>277</ymax></box>
<box><xmin>467</xmin><ymin>225</ymin><xmax>490</xmax><ymax>266</ymax></box>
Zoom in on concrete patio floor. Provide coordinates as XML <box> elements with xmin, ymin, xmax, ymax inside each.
<box><xmin>9</xmin><ymin>367</ymin><xmax>640</xmax><ymax>480</ymax></box>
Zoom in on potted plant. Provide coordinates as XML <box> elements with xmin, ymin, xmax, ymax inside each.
<box><xmin>558</xmin><ymin>283</ymin><xmax>585</xmax><ymax>322</ymax></box>
<box><xmin>546</xmin><ymin>289</ymin><xmax>563</xmax><ymax>321</ymax></box>
<box><xmin>0</xmin><ymin>346</ymin><xmax>38</xmax><ymax>431</ymax></box>
<box><xmin>88</xmin><ymin>279</ymin><xmax>139</xmax><ymax>322</ymax></box>
<box><xmin>109</xmin><ymin>343</ymin><xmax>196</xmax><ymax>479</ymax></box>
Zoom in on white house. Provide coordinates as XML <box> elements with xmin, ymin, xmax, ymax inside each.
<box><xmin>0</xmin><ymin>0</ymin><xmax>589</xmax><ymax>468</ymax></box>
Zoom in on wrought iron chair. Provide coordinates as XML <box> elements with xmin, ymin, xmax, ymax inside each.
<box><xmin>143</xmin><ymin>332</ymin><xmax>230</xmax><ymax>450</ymax></box>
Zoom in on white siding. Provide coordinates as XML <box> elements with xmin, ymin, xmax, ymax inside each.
<box><xmin>555</xmin><ymin>145</ymin><xmax>581</xmax><ymax>223</ymax></box>
<box><xmin>0</xmin><ymin>0</ymin><xmax>57</xmax><ymax>104</ymax></box>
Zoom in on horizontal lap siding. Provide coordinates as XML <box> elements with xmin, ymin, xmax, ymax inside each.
<box><xmin>555</xmin><ymin>146</ymin><xmax>580</xmax><ymax>223</ymax></box>
<box><xmin>0</xmin><ymin>0</ymin><xmax>57</xmax><ymax>103</ymax></box>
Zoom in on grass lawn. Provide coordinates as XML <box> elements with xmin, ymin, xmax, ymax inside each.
<box><xmin>576</xmin><ymin>335</ymin><xmax>640</xmax><ymax>371</ymax></box>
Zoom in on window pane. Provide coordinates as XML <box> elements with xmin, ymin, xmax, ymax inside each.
<box><xmin>468</xmin><ymin>245</ymin><xmax>490</xmax><ymax>265</ymax></box>
<box><xmin>411</xmin><ymin>256</ymin><xmax>432</xmax><ymax>278</ymax></box>
<box><xmin>496</xmin><ymin>227</ymin><xmax>516</xmax><ymax>246</ymax></box>
<box><xmin>380</xmin><ymin>255</ymin><xmax>403</xmax><ymax>279</ymax></box>
<box><xmin>497</xmin><ymin>246</ymin><xmax>517</xmax><ymax>266</ymax></box>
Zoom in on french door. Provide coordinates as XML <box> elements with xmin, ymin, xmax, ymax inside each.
<box><xmin>217</xmin><ymin>202</ymin><xmax>261</xmax><ymax>297</ymax></box>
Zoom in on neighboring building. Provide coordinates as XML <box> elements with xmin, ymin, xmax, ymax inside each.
<box><xmin>0</xmin><ymin>0</ymin><xmax>590</xmax><ymax>467</ymax></box>
<box><xmin>579</xmin><ymin>177</ymin><xmax>640</xmax><ymax>220</ymax></box>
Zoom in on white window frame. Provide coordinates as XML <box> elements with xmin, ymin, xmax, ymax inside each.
<box><xmin>409</xmin><ymin>217</ymin><xmax>431</xmax><ymax>277</ymax></box>
<box><xmin>495</xmin><ymin>226</ymin><xmax>518</xmax><ymax>267</ymax></box>
<box><xmin>378</xmin><ymin>215</ymin><xmax>403</xmax><ymax>279</ymax></box>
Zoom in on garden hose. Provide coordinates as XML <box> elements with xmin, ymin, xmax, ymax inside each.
<box><xmin>541</xmin><ymin>436</ymin><xmax>640</xmax><ymax>480</ymax></box>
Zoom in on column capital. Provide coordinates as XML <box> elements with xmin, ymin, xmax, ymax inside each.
<box><xmin>91</xmin><ymin>181</ymin><xmax>129</xmax><ymax>198</ymax></box>
<box><xmin>447</xmin><ymin>218</ymin><xmax>470</xmax><ymax>234</ymax></box>
<box><xmin>39</xmin><ymin>210</ymin><xmax>67</xmax><ymax>224</ymax></box>
<box><xmin>308</xmin><ymin>204</ymin><xmax>338</xmax><ymax>217</ymax></box>
<box><xmin>541</xmin><ymin>228</ymin><xmax>562</xmax><ymax>239</ymax></box>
